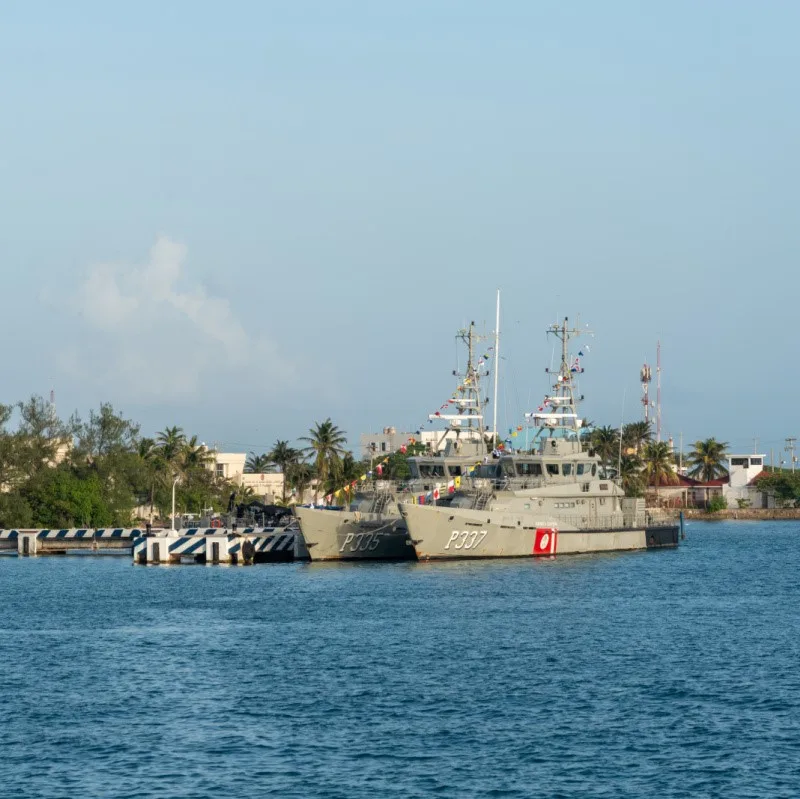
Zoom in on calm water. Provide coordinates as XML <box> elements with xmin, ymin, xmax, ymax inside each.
<box><xmin>2</xmin><ymin>521</ymin><xmax>800</xmax><ymax>798</ymax></box>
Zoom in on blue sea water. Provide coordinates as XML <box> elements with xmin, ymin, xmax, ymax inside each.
<box><xmin>2</xmin><ymin>521</ymin><xmax>800</xmax><ymax>798</ymax></box>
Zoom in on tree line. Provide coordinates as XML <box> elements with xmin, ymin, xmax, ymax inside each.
<box><xmin>585</xmin><ymin>421</ymin><xmax>730</xmax><ymax>496</ymax></box>
<box><xmin>0</xmin><ymin>392</ymin><xmax>757</xmax><ymax>527</ymax></box>
<box><xmin>0</xmin><ymin>397</ymin><xmax>359</xmax><ymax>528</ymax></box>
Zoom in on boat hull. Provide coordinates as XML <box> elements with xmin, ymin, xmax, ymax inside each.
<box><xmin>294</xmin><ymin>507</ymin><xmax>415</xmax><ymax>561</ymax></box>
<box><xmin>398</xmin><ymin>502</ymin><xmax>679</xmax><ymax>560</ymax></box>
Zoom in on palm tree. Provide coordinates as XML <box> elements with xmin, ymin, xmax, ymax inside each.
<box><xmin>156</xmin><ymin>426</ymin><xmax>186</xmax><ymax>468</ymax></box>
<box><xmin>618</xmin><ymin>454</ymin><xmax>644</xmax><ymax>497</ymax></box>
<box><xmin>590</xmin><ymin>425</ymin><xmax>619</xmax><ymax>468</ymax></box>
<box><xmin>268</xmin><ymin>440</ymin><xmax>302</xmax><ymax>503</ymax></box>
<box><xmin>137</xmin><ymin>436</ymin><xmax>161</xmax><ymax>521</ymax></box>
<box><xmin>335</xmin><ymin>451</ymin><xmax>364</xmax><ymax>493</ymax></box>
<box><xmin>245</xmin><ymin>452</ymin><xmax>271</xmax><ymax>473</ymax></box>
<box><xmin>182</xmin><ymin>435</ymin><xmax>214</xmax><ymax>472</ymax></box>
<box><xmin>300</xmin><ymin>419</ymin><xmax>348</xmax><ymax>503</ymax></box>
<box><xmin>621</xmin><ymin>421</ymin><xmax>652</xmax><ymax>454</ymax></box>
<box><xmin>641</xmin><ymin>441</ymin><xmax>678</xmax><ymax>487</ymax></box>
<box><xmin>687</xmin><ymin>438</ymin><xmax>729</xmax><ymax>482</ymax></box>
<box><xmin>286</xmin><ymin>461</ymin><xmax>315</xmax><ymax>504</ymax></box>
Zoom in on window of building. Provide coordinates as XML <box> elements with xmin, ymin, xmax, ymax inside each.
<box><xmin>731</xmin><ymin>457</ymin><xmax>749</xmax><ymax>467</ymax></box>
<box><xmin>381</xmin><ymin>442</ymin><xmax>387</xmax><ymax>452</ymax></box>
<box><xmin>751</xmin><ymin>458</ymin><xmax>762</xmax><ymax>466</ymax></box>
<box><xmin>216</xmin><ymin>464</ymin><xmax>225</xmax><ymax>478</ymax></box>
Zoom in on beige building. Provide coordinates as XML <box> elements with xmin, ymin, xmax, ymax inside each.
<box><xmin>209</xmin><ymin>452</ymin><xmax>285</xmax><ymax>503</ymax></box>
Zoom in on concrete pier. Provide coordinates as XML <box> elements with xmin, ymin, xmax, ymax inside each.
<box><xmin>0</xmin><ymin>526</ymin><xmax>308</xmax><ymax>564</ymax></box>
<box><xmin>1</xmin><ymin>528</ymin><xmax>149</xmax><ymax>556</ymax></box>
<box><xmin>132</xmin><ymin>527</ymin><xmax>303</xmax><ymax>565</ymax></box>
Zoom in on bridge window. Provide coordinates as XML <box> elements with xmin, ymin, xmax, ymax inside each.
<box><xmin>516</xmin><ymin>462</ymin><xmax>542</xmax><ymax>477</ymax></box>
<box><xmin>546</xmin><ymin>463</ymin><xmax>560</xmax><ymax>476</ymax></box>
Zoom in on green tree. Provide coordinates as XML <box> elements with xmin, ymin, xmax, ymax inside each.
<box><xmin>641</xmin><ymin>441</ymin><xmax>678</xmax><ymax>486</ymax></box>
<box><xmin>621</xmin><ymin>421</ymin><xmax>652</xmax><ymax>454</ymax></box>
<box><xmin>267</xmin><ymin>440</ymin><xmax>302</xmax><ymax>503</ymax></box>
<box><xmin>286</xmin><ymin>461</ymin><xmax>315</xmax><ymax>504</ymax></box>
<box><xmin>590</xmin><ymin>425</ymin><xmax>619</xmax><ymax>468</ymax></box>
<box><xmin>386</xmin><ymin>442</ymin><xmax>427</xmax><ymax>480</ymax></box>
<box><xmin>15</xmin><ymin>395</ymin><xmax>71</xmax><ymax>480</ymax></box>
<box><xmin>619</xmin><ymin>454</ymin><xmax>645</xmax><ymax>497</ymax></box>
<box><xmin>0</xmin><ymin>492</ymin><xmax>33</xmax><ymax>528</ymax></box>
<box><xmin>136</xmin><ymin>437</ymin><xmax>164</xmax><ymax>521</ymax></box>
<box><xmin>71</xmin><ymin>403</ymin><xmax>142</xmax><ymax>523</ymax></box>
<box><xmin>300</xmin><ymin>419</ymin><xmax>347</xmax><ymax>503</ymax></box>
<box><xmin>245</xmin><ymin>452</ymin><xmax>271</xmax><ymax>473</ymax></box>
<box><xmin>182</xmin><ymin>435</ymin><xmax>214</xmax><ymax>472</ymax></box>
<box><xmin>687</xmin><ymin>438</ymin><xmax>729</xmax><ymax>482</ymax></box>
<box><xmin>22</xmin><ymin>465</ymin><xmax>113</xmax><ymax>528</ymax></box>
<box><xmin>156</xmin><ymin>426</ymin><xmax>187</xmax><ymax>469</ymax></box>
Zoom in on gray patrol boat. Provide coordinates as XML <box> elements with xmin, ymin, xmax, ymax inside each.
<box><xmin>294</xmin><ymin>323</ymin><xmax>491</xmax><ymax>561</ymax></box>
<box><xmin>398</xmin><ymin>318</ymin><xmax>680</xmax><ymax>560</ymax></box>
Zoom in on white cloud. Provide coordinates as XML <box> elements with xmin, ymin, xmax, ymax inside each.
<box><xmin>62</xmin><ymin>235</ymin><xmax>293</xmax><ymax>401</ymax></box>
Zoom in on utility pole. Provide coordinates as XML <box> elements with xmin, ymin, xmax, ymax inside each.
<box><xmin>753</xmin><ymin>437</ymin><xmax>758</xmax><ymax>454</ymax></box>
<box><xmin>785</xmin><ymin>437</ymin><xmax>797</xmax><ymax>473</ymax></box>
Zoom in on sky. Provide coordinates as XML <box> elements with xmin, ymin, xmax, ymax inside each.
<box><xmin>1</xmin><ymin>1</ymin><xmax>798</xmax><ymax>460</ymax></box>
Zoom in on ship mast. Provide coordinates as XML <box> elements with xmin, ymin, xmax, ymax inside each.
<box><xmin>525</xmin><ymin>317</ymin><xmax>590</xmax><ymax>444</ymax></box>
<box><xmin>428</xmin><ymin>321</ymin><xmax>488</xmax><ymax>448</ymax></box>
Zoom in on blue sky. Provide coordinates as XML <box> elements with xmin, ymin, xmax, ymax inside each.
<box><xmin>2</xmin><ymin>1</ymin><xmax>798</xmax><ymax>460</ymax></box>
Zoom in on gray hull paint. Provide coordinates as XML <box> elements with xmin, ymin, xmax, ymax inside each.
<box><xmin>399</xmin><ymin>503</ymin><xmax>678</xmax><ymax>560</ymax></box>
<box><xmin>294</xmin><ymin>507</ymin><xmax>415</xmax><ymax>561</ymax></box>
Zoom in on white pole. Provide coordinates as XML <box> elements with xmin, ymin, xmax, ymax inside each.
<box><xmin>171</xmin><ymin>478</ymin><xmax>178</xmax><ymax>531</ymax></box>
<box><xmin>492</xmin><ymin>289</ymin><xmax>500</xmax><ymax>442</ymax></box>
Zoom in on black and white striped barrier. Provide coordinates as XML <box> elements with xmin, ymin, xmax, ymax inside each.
<box><xmin>132</xmin><ymin>528</ymin><xmax>301</xmax><ymax>564</ymax></box>
<box><xmin>0</xmin><ymin>528</ymin><xmax>154</xmax><ymax>555</ymax></box>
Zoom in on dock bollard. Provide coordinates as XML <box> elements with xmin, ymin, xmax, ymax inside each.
<box><xmin>18</xmin><ymin>532</ymin><xmax>38</xmax><ymax>556</ymax></box>
<box><xmin>206</xmin><ymin>534</ymin><xmax>231</xmax><ymax>564</ymax></box>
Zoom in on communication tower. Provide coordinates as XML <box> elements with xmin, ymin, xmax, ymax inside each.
<box><xmin>640</xmin><ymin>363</ymin><xmax>652</xmax><ymax>425</ymax></box>
<box><xmin>656</xmin><ymin>340</ymin><xmax>662</xmax><ymax>442</ymax></box>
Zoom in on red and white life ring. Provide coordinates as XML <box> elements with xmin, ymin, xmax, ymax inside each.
<box><xmin>533</xmin><ymin>527</ymin><xmax>557</xmax><ymax>556</ymax></box>
<box><xmin>210</xmin><ymin>518</ymin><xmax>223</xmax><ymax>529</ymax></box>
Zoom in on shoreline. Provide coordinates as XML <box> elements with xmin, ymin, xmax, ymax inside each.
<box><xmin>684</xmin><ymin>508</ymin><xmax>800</xmax><ymax>522</ymax></box>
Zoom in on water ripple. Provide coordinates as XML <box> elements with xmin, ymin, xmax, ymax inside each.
<box><xmin>1</xmin><ymin>522</ymin><xmax>799</xmax><ymax>797</ymax></box>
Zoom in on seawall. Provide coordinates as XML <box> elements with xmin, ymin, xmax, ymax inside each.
<box><xmin>685</xmin><ymin>509</ymin><xmax>800</xmax><ymax>521</ymax></box>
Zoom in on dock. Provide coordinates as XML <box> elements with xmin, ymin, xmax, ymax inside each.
<box><xmin>0</xmin><ymin>526</ymin><xmax>309</xmax><ymax>563</ymax></box>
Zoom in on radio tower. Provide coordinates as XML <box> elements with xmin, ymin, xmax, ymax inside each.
<box><xmin>656</xmin><ymin>341</ymin><xmax>662</xmax><ymax>443</ymax></box>
<box><xmin>640</xmin><ymin>363</ymin><xmax>652</xmax><ymax>425</ymax></box>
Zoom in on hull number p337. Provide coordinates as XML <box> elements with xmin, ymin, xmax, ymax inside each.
<box><xmin>445</xmin><ymin>530</ymin><xmax>488</xmax><ymax>550</ymax></box>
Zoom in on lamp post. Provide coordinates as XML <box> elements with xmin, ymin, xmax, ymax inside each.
<box><xmin>171</xmin><ymin>477</ymin><xmax>179</xmax><ymax>531</ymax></box>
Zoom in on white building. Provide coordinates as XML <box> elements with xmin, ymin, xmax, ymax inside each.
<box><xmin>722</xmin><ymin>453</ymin><xmax>772</xmax><ymax>509</ymax></box>
<box><xmin>360</xmin><ymin>426</ymin><xmax>485</xmax><ymax>459</ymax></box>
<box><xmin>360</xmin><ymin>427</ymin><xmax>416</xmax><ymax>459</ymax></box>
